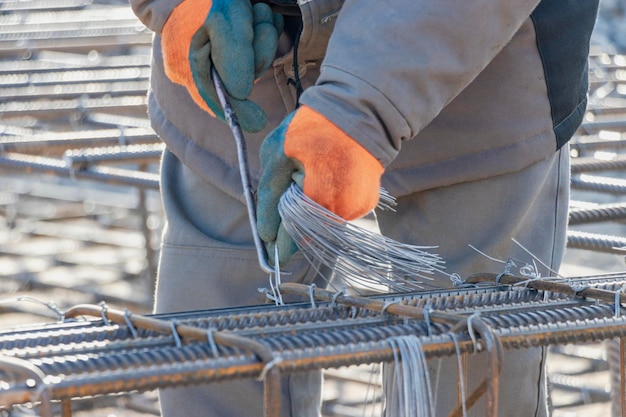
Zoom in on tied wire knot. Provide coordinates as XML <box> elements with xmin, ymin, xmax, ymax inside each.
<box><xmin>331</xmin><ymin>286</ymin><xmax>347</xmax><ymax>307</ymax></box>
<box><xmin>170</xmin><ymin>320</ymin><xmax>182</xmax><ymax>348</ymax></box>
<box><xmin>308</xmin><ymin>283</ymin><xmax>317</xmax><ymax>308</ymax></box>
<box><xmin>99</xmin><ymin>301</ymin><xmax>110</xmax><ymax>326</ymax></box>
<box><xmin>207</xmin><ymin>328</ymin><xmax>219</xmax><ymax>358</ymax></box>
<box><xmin>423</xmin><ymin>305</ymin><xmax>433</xmax><ymax>338</ymax></box>
<box><xmin>381</xmin><ymin>300</ymin><xmax>398</xmax><ymax>315</ymax></box>
<box><xmin>568</xmin><ymin>281</ymin><xmax>590</xmax><ymax>296</ymax></box>
<box><xmin>615</xmin><ymin>284</ymin><xmax>626</xmax><ymax>318</ymax></box>
<box><xmin>258</xmin><ymin>356</ymin><xmax>283</xmax><ymax>381</ymax></box>
<box><xmin>123</xmin><ymin>309</ymin><xmax>138</xmax><ymax>338</ymax></box>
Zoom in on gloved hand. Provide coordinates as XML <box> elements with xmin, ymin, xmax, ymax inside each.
<box><xmin>257</xmin><ymin>105</ymin><xmax>384</xmax><ymax>265</ymax></box>
<box><xmin>161</xmin><ymin>0</ymin><xmax>284</xmax><ymax>132</ymax></box>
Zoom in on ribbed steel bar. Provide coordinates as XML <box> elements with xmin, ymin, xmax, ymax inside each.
<box><xmin>571</xmin><ymin>155</ymin><xmax>626</xmax><ymax>173</ymax></box>
<box><xmin>570</xmin><ymin>137</ymin><xmax>626</xmax><ymax>154</ymax></box>
<box><xmin>580</xmin><ymin>119</ymin><xmax>626</xmax><ymax>134</ymax></box>
<box><xmin>3</xmin><ymin>281</ymin><xmax>626</xmax><ymax>414</ymax></box>
<box><xmin>569</xmin><ymin>202</ymin><xmax>626</xmax><ymax>224</ymax></box>
<box><xmin>0</xmin><ymin>95</ymin><xmax>147</xmax><ymax>119</ymax></box>
<box><xmin>567</xmin><ymin>230</ymin><xmax>626</xmax><ymax>253</ymax></box>
<box><xmin>63</xmin><ymin>143</ymin><xmax>164</xmax><ymax>167</ymax></box>
<box><xmin>0</xmin><ymin>0</ymin><xmax>92</xmax><ymax>12</ymax></box>
<box><xmin>0</xmin><ymin>34</ymin><xmax>152</xmax><ymax>56</ymax></box>
<box><xmin>571</xmin><ymin>175</ymin><xmax>626</xmax><ymax>195</ymax></box>
<box><xmin>0</xmin><ymin>80</ymin><xmax>148</xmax><ymax>101</ymax></box>
<box><xmin>0</xmin><ymin>152</ymin><xmax>159</xmax><ymax>189</ymax></box>
<box><xmin>464</xmin><ymin>272</ymin><xmax>626</xmax><ymax>304</ymax></box>
<box><xmin>0</xmin><ymin>67</ymin><xmax>150</xmax><ymax>87</ymax></box>
<box><xmin>0</xmin><ymin>127</ymin><xmax>158</xmax><ymax>152</ymax></box>
<box><xmin>0</xmin><ymin>51</ymin><xmax>150</xmax><ymax>75</ymax></box>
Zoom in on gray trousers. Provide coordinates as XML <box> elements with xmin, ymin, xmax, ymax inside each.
<box><xmin>154</xmin><ymin>145</ymin><xmax>569</xmax><ymax>416</ymax></box>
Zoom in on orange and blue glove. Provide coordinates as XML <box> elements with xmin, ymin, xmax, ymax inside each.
<box><xmin>161</xmin><ymin>0</ymin><xmax>283</xmax><ymax>132</ymax></box>
<box><xmin>257</xmin><ymin>105</ymin><xmax>384</xmax><ymax>265</ymax></box>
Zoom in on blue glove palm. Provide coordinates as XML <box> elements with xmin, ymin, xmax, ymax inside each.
<box><xmin>162</xmin><ymin>0</ymin><xmax>283</xmax><ymax>132</ymax></box>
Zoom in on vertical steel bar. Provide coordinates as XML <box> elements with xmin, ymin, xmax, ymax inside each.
<box><xmin>61</xmin><ymin>398</ymin><xmax>73</xmax><ymax>417</ymax></box>
<box><xmin>138</xmin><ymin>162</ymin><xmax>157</xmax><ymax>298</ymax></box>
<box><xmin>619</xmin><ymin>337</ymin><xmax>626</xmax><ymax>417</ymax></box>
<box><xmin>264</xmin><ymin>369</ymin><xmax>282</xmax><ymax>417</ymax></box>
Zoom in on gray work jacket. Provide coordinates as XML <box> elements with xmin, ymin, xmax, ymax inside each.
<box><xmin>130</xmin><ymin>0</ymin><xmax>599</xmax><ymax>201</ymax></box>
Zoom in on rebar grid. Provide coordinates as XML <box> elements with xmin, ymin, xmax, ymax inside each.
<box><xmin>3</xmin><ymin>277</ymin><xmax>626</xmax><ymax>417</ymax></box>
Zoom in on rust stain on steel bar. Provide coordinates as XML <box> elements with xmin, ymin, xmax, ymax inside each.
<box><xmin>465</xmin><ymin>272</ymin><xmax>626</xmax><ymax>305</ymax></box>
<box><xmin>279</xmin><ymin>282</ymin><xmax>466</xmax><ymax>326</ymax></box>
<box><xmin>64</xmin><ymin>303</ymin><xmax>283</xmax><ymax>417</ymax></box>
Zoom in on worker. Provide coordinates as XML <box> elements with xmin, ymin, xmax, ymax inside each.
<box><xmin>129</xmin><ymin>0</ymin><xmax>599</xmax><ymax>416</ymax></box>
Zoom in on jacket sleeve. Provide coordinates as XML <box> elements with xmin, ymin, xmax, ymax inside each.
<box><xmin>299</xmin><ymin>0</ymin><xmax>542</xmax><ymax>167</ymax></box>
<box><xmin>129</xmin><ymin>0</ymin><xmax>183</xmax><ymax>33</ymax></box>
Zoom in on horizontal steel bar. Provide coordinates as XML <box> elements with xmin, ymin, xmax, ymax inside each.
<box><xmin>0</xmin><ymin>127</ymin><xmax>158</xmax><ymax>152</ymax></box>
<box><xmin>569</xmin><ymin>202</ymin><xmax>626</xmax><ymax>224</ymax></box>
<box><xmin>567</xmin><ymin>230</ymin><xmax>626</xmax><ymax>254</ymax></box>
<box><xmin>571</xmin><ymin>155</ymin><xmax>626</xmax><ymax>173</ymax></box>
<box><xmin>63</xmin><ymin>143</ymin><xmax>164</xmax><ymax>167</ymax></box>
<box><xmin>2</xmin><ymin>288</ymin><xmax>626</xmax><ymax>406</ymax></box>
<box><xmin>0</xmin><ymin>153</ymin><xmax>159</xmax><ymax>189</ymax></box>
<box><xmin>571</xmin><ymin>174</ymin><xmax>626</xmax><ymax>195</ymax></box>
<box><xmin>0</xmin><ymin>95</ymin><xmax>148</xmax><ymax>118</ymax></box>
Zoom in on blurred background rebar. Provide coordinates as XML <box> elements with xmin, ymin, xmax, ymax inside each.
<box><xmin>2</xmin><ymin>1</ymin><xmax>626</xmax><ymax>416</ymax></box>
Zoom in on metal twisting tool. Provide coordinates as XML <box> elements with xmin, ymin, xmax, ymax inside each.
<box><xmin>210</xmin><ymin>67</ymin><xmax>274</xmax><ymax>274</ymax></box>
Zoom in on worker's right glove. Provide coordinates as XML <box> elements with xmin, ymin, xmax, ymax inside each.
<box><xmin>161</xmin><ymin>0</ymin><xmax>284</xmax><ymax>132</ymax></box>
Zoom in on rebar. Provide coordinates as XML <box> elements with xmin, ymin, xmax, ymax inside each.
<box><xmin>2</xmin><ymin>278</ymin><xmax>626</xmax><ymax>415</ymax></box>
<box><xmin>567</xmin><ymin>230</ymin><xmax>626</xmax><ymax>254</ymax></box>
<box><xmin>571</xmin><ymin>175</ymin><xmax>626</xmax><ymax>195</ymax></box>
<box><xmin>0</xmin><ymin>153</ymin><xmax>159</xmax><ymax>189</ymax></box>
<box><xmin>569</xmin><ymin>202</ymin><xmax>626</xmax><ymax>224</ymax></box>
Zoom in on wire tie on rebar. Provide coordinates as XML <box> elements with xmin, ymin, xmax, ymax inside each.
<box><xmin>207</xmin><ymin>328</ymin><xmax>219</xmax><ymax>358</ymax></box>
<box><xmin>568</xmin><ymin>281</ymin><xmax>589</xmax><ymax>297</ymax></box>
<box><xmin>99</xmin><ymin>301</ymin><xmax>110</xmax><ymax>326</ymax></box>
<box><xmin>381</xmin><ymin>300</ymin><xmax>398</xmax><ymax>315</ymax></box>
<box><xmin>519</xmin><ymin>261</ymin><xmax>541</xmax><ymax>282</ymax></box>
<box><xmin>170</xmin><ymin>320</ymin><xmax>182</xmax><ymax>348</ymax></box>
<box><xmin>308</xmin><ymin>283</ymin><xmax>317</xmax><ymax>308</ymax></box>
<box><xmin>123</xmin><ymin>309</ymin><xmax>138</xmax><ymax>338</ymax></box>
<box><xmin>331</xmin><ymin>286</ymin><xmax>346</xmax><ymax>307</ymax></box>
<box><xmin>503</xmin><ymin>258</ymin><xmax>515</xmax><ymax>275</ymax></box>
<box><xmin>494</xmin><ymin>273</ymin><xmax>506</xmax><ymax>286</ymax></box>
<box><xmin>449</xmin><ymin>273</ymin><xmax>465</xmax><ymax>287</ymax></box>
<box><xmin>257</xmin><ymin>356</ymin><xmax>283</xmax><ymax>381</ymax></box>
<box><xmin>423</xmin><ymin>305</ymin><xmax>433</xmax><ymax>337</ymax></box>
<box><xmin>615</xmin><ymin>286</ymin><xmax>626</xmax><ymax>318</ymax></box>
<box><xmin>466</xmin><ymin>313</ymin><xmax>481</xmax><ymax>352</ymax></box>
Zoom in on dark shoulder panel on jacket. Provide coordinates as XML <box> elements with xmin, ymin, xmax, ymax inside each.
<box><xmin>531</xmin><ymin>0</ymin><xmax>599</xmax><ymax>149</ymax></box>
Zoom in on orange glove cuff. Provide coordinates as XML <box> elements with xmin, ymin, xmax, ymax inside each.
<box><xmin>284</xmin><ymin>105</ymin><xmax>384</xmax><ymax>221</ymax></box>
<box><xmin>161</xmin><ymin>0</ymin><xmax>215</xmax><ymax>116</ymax></box>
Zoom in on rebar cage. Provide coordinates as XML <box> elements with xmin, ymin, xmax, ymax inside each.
<box><xmin>3</xmin><ymin>273</ymin><xmax>626</xmax><ymax>417</ymax></box>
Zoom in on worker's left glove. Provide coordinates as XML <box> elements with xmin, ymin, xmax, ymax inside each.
<box><xmin>161</xmin><ymin>0</ymin><xmax>284</xmax><ymax>132</ymax></box>
<box><xmin>257</xmin><ymin>105</ymin><xmax>384</xmax><ymax>265</ymax></box>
